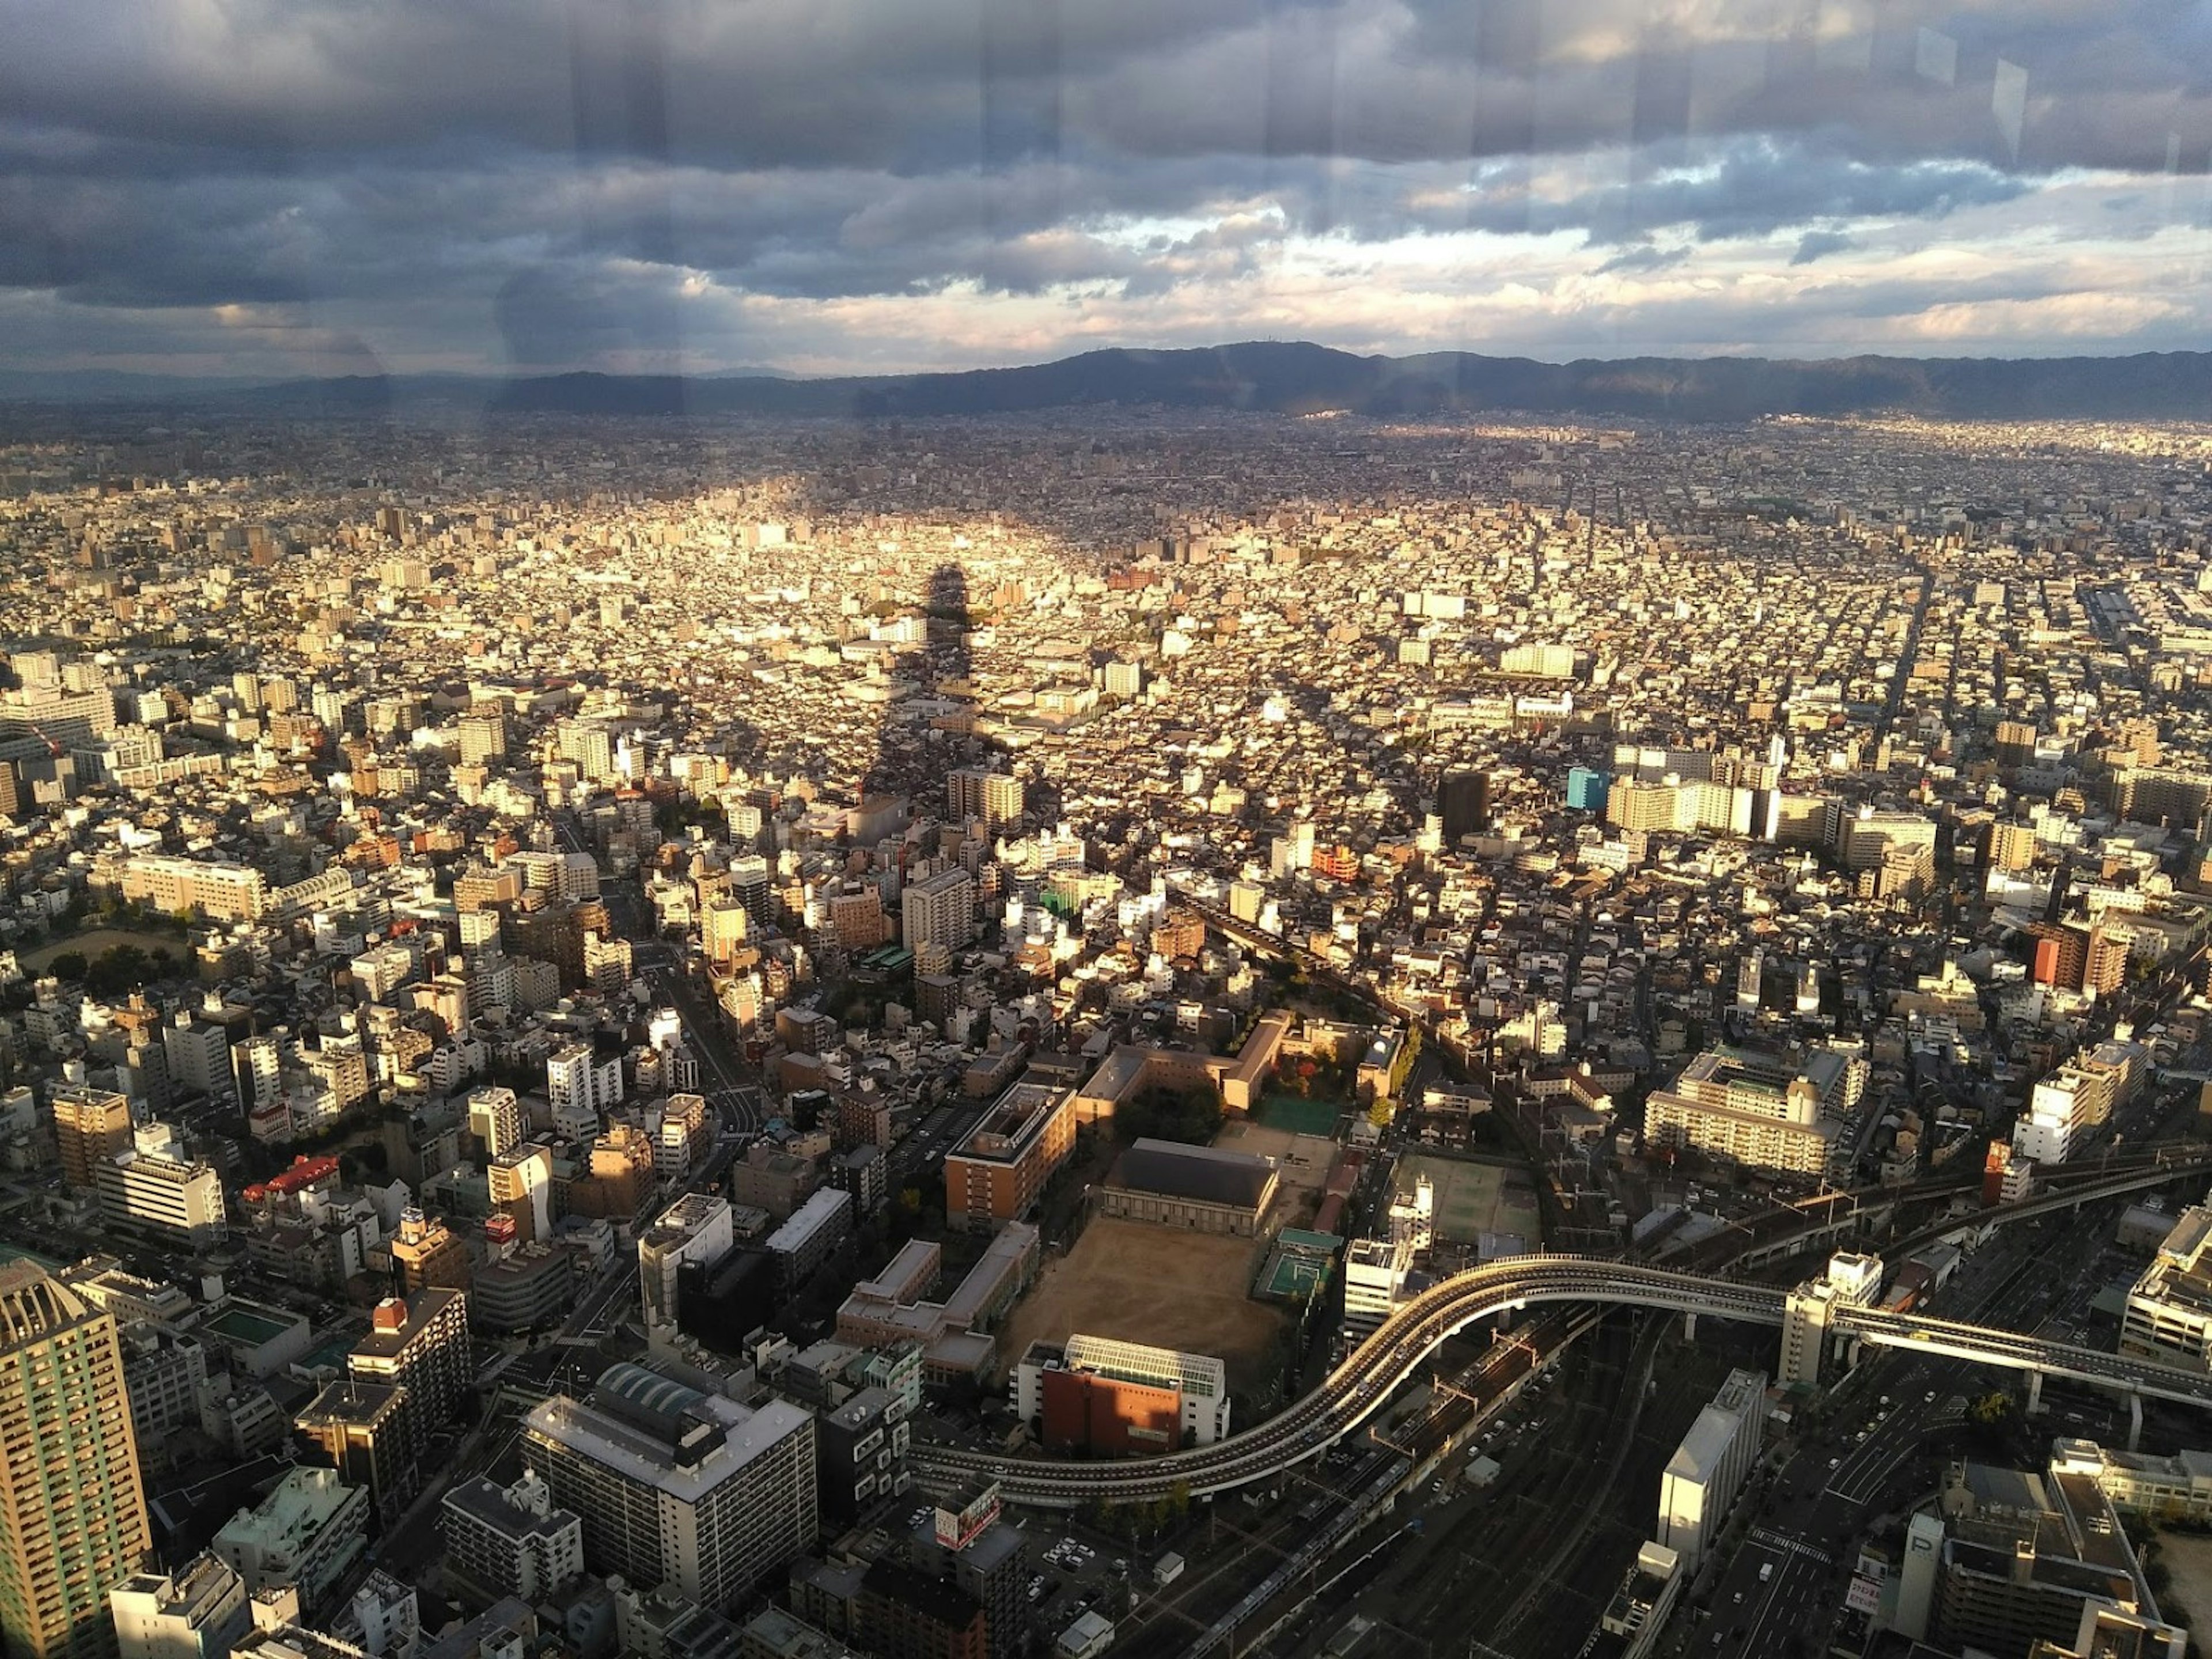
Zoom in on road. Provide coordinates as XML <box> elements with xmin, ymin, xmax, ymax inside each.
<box><xmin>916</xmin><ymin>1213</ymin><xmax>2212</xmax><ymax>1508</ymax></box>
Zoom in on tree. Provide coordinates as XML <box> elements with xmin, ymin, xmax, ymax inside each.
<box><xmin>48</xmin><ymin>952</ymin><xmax>87</xmax><ymax>982</ymax></box>
<box><xmin>1118</xmin><ymin>1084</ymin><xmax>1221</xmax><ymax>1146</ymax></box>
<box><xmin>84</xmin><ymin>944</ymin><xmax>150</xmax><ymax>997</ymax></box>
<box><xmin>1968</xmin><ymin>1391</ymin><xmax>2013</xmax><ymax>1427</ymax></box>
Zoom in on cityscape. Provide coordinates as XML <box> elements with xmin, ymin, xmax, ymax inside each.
<box><xmin>2</xmin><ymin>396</ymin><xmax>2212</xmax><ymax>1659</ymax></box>
<box><xmin>6</xmin><ymin>0</ymin><xmax>2212</xmax><ymax>1656</ymax></box>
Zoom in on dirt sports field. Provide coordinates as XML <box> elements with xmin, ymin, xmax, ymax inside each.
<box><xmin>994</xmin><ymin>1217</ymin><xmax>1288</xmax><ymax>1396</ymax></box>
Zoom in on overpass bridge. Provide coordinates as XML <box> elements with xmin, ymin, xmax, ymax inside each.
<box><xmin>915</xmin><ymin>1253</ymin><xmax>2212</xmax><ymax>1508</ymax></box>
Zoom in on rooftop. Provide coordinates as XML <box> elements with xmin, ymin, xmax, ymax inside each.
<box><xmin>1108</xmin><ymin>1137</ymin><xmax>1279</xmax><ymax>1209</ymax></box>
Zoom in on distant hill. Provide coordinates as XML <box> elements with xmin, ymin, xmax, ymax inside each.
<box><xmin>11</xmin><ymin>341</ymin><xmax>2212</xmax><ymax>422</ymax></box>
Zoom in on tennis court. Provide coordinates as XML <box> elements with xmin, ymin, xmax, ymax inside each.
<box><xmin>1254</xmin><ymin>1228</ymin><xmax>1339</xmax><ymax>1302</ymax></box>
<box><xmin>1396</xmin><ymin>1153</ymin><xmax>1543</xmax><ymax>1247</ymax></box>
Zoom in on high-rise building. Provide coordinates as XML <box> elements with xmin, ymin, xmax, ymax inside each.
<box><xmin>638</xmin><ymin>1195</ymin><xmax>734</xmax><ymax>1330</ymax></box>
<box><xmin>52</xmin><ymin>1082</ymin><xmax>134</xmax><ymax>1190</ymax></box>
<box><xmin>0</xmin><ymin>1262</ymin><xmax>154</xmax><ymax>1658</ymax></box>
<box><xmin>440</xmin><ymin>1469</ymin><xmax>585</xmax><ymax>1607</ymax></box>
<box><xmin>294</xmin><ymin>1378</ymin><xmax>414</xmax><ymax>1525</ymax></box>
<box><xmin>902</xmin><ymin>869</ymin><xmax>976</xmax><ymax>953</ymax></box>
<box><xmin>545</xmin><ymin>1043</ymin><xmax>622</xmax><ymax>1126</ymax></box>
<box><xmin>160</xmin><ymin>1016</ymin><xmax>234</xmax><ymax>1104</ymax></box>
<box><xmin>729</xmin><ymin>855</ymin><xmax>775</xmax><ymax>929</ymax></box>
<box><xmin>1439</xmin><ymin>769</ymin><xmax>1488</xmax><ymax>840</ymax></box>
<box><xmin>1656</xmin><ymin>1369</ymin><xmax>1766</xmax><ymax>1571</ymax></box>
<box><xmin>488</xmin><ymin>1144</ymin><xmax>555</xmax><ymax>1243</ymax></box>
<box><xmin>522</xmin><ymin>1362</ymin><xmax>816</xmax><ymax>1612</ymax></box>
<box><xmin>465</xmin><ymin>1085</ymin><xmax>524</xmax><ymax>1158</ymax></box>
<box><xmin>946</xmin><ymin>770</ymin><xmax>1024</xmax><ymax>830</ymax></box>
<box><xmin>701</xmin><ymin>895</ymin><xmax>752</xmax><ymax>965</ymax></box>
<box><xmin>457</xmin><ymin>711</ymin><xmax>507</xmax><ymax>767</ymax></box>
<box><xmin>347</xmin><ymin>1289</ymin><xmax>471</xmax><ymax>1464</ymax></box>
<box><xmin>1988</xmin><ymin>820</ymin><xmax>2040</xmax><ymax>872</ymax></box>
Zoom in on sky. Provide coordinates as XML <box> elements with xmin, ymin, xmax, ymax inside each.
<box><xmin>2</xmin><ymin>0</ymin><xmax>2208</xmax><ymax>380</ymax></box>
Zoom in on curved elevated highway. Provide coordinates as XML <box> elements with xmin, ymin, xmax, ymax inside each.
<box><xmin>915</xmin><ymin>1253</ymin><xmax>2212</xmax><ymax>1508</ymax></box>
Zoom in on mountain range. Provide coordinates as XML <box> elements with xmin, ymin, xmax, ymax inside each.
<box><xmin>8</xmin><ymin>341</ymin><xmax>2211</xmax><ymax>422</ymax></box>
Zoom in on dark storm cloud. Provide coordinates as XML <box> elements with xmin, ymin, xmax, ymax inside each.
<box><xmin>1</xmin><ymin>0</ymin><xmax>2206</xmax><ymax>371</ymax></box>
<box><xmin>1791</xmin><ymin>229</ymin><xmax>1857</xmax><ymax>264</ymax></box>
<box><xmin>1593</xmin><ymin>244</ymin><xmax>1691</xmax><ymax>276</ymax></box>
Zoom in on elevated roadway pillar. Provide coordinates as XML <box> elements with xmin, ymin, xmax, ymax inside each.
<box><xmin>2025</xmin><ymin>1370</ymin><xmax>2044</xmax><ymax>1416</ymax></box>
<box><xmin>2128</xmin><ymin>1393</ymin><xmax>2143</xmax><ymax>1452</ymax></box>
<box><xmin>1684</xmin><ymin>1310</ymin><xmax>1697</xmax><ymax>1342</ymax></box>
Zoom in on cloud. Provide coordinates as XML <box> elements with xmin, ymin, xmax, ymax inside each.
<box><xmin>1593</xmin><ymin>243</ymin><xmax>1692</xmax><ymax>275</ymax></box>
<box><xmin>0</xmin><ymin>0</ymin><xmax>2206</xmax><ymax>374</ymax></box>
<box><xmin>1791</xmin><ymin>229</ymin><xmax>1858</xmax><ymax>263</ymax></box>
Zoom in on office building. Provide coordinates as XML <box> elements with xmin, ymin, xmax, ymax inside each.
<box><xmin>347</xmin><ymin>1289</ymin><xmax>471</xmax><ymax>1462</ymax></box>
<box><xmin>766</xmin><ymin>1188</ymin><xmax>854</xmax><ymax>1289</ymax></box>
<box><xmin>2120</xmin><ymin>1205</ymin><xmax>2212</xmax><ymax>1368</ymax></box>
<box><xmin>1596</xmin><ymin>1541</ymin><xmax>1682</xmax><ymax>1659</ymax></box>
<box><xmin>440</xmin><ymin>1469</ymin><xmax>585</xmax><ymax>1607</ymax></box>
<box><xmin>97</xmin><ymin>1124</ymin><xmax>227</xmax><ymax>1245</ymax></box>
<box><xmin>640</xmin><ymin>1194</ymin><xmax>736</xmax><ymax>1328</ymax></box>
<box><xmin>108</xmin><ymin>1553</ymin><xmax>252</xmax><ymax>1659</ymax></box>
<box><xmin>210</xmin><ymin>1468</ymin><xmax>369</xmax><ymax>1613</ymax></box>
<box><xmin>472</xmin><ymin>1242</ymin><xmax>578</xmax><ymax>1335</ymax></box>
<box><xmin>1015</xmin><ymin>1334</ymin><xmax>1231</xmax><ymax>1454</ymax></box>
<box><xmin>1565</xmin><ymin>766</ymin><xmax>1609</xmax><ymax>815</ymax></box>
<box><xmin>1656</xmin><ymin>1369</ymin><xmax>1766</xmax><ymax>1571</ymax></box>
<box><xmin>53</xmin><ymin>1082</ymin><xmax>134</xmax><ymax>1190</ymax></box>
<box><xmin>814</xmin><ymin>1386</ymin><xmax>912</xmax><ymax>1527</ymax></box>
<box><xmin>522</xmin><ymin>1362</ymin><xmax>817</xmax><ymax>1612</ymax></box>
<box><xmin>944</xmin><ymin>1083</ymin><xmax>1075</xmax><ymax>1232</ymax></box>
<box><xmin>0</xmin><ymin>1263</ymin><xmax>154</xmax><ymax>1659</ymax></box>
<box><xmin>902</xmin><ymin>868</ymin><xmax>976</xmax><ymax>953</ymax></box>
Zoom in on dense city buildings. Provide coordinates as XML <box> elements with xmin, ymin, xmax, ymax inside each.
<box><xmin>5</xmin><ymin>394</ymin><xmax>2212</xmax><ymax>1658</ymax></box>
